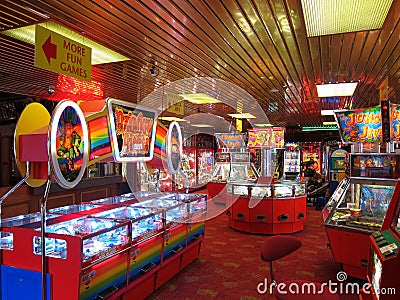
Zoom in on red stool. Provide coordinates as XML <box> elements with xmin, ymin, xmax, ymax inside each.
<box><xmin>260</xmin><ymin>236</ymin><xmax>340</xmax><ymax>300</ymax></box>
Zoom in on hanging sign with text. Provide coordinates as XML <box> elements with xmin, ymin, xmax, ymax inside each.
<box><xmin>107</xmin><ymin>98</ymin><xmax>157</xmax><ymax>162</ymax></box>
<box><xmin>35</xmin><ymin>25</ymin><xmax>92</xmax><ymax>82</ymax></box>
<box><xmin>334</xmin><ymin>106</ymin><xmax>382</xmax><ymax>143</ymax></box>
<box><xmin>247</xmin><ymin>128</ymin><xmax>272</xmax><ymax>148</ymax></box>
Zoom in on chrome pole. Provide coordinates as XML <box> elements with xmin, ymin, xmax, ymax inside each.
<box><xmin>41</xmin><ymin>169</ymin><xmax>52</xmax><ymax>300</ymax></box>
<box><xmin>0</xmin><ymin>161</ymin><xmax>30</xmax><ymax>227</ymax></box>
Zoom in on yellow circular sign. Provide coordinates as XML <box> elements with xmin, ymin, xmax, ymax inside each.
<box><xmin>14</xmin><ymin>102</ymin><xmax>50</xmax><ymax>187</ymax></box>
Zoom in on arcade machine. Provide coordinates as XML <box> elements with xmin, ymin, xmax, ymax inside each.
<box><xmin>282</xmin><ymin>142</ymin><xmax>301</xmax><ymax>180</ymax></box>
<box><xmin>0</xmin><ymin>99</ymin><xmax>206</xmax><ymax>300</ymax></box>
<box><xmin>324</xmin><ymin>105</ymin><xmax>400</xmax><ymax>280</ymax></box>
<box><xmin>302</xmin><ymin>142</ymin><xmax>321</xmax><ymax>174</ymax></box>
<box><xmin>207</xmin><ymin>133</ymin><xmax>247</xmax><ymax>205</ymax></box>
<box><xmin>196</xmin><ymin>148</ymin><xmax>214</xmax><ymax>186</ymax></box>
<box><xmin>225</xmin><ymin>127</ymin><xmax>306</xmax><ymax>234</ymax></box>
<box><xmin>208</xmin><ymin>152</ymin><xmax>231</xmax><ymax>204</ymax></box>
<box><xmin>361</xmin><ymin>179</ymin><xmax>400</xmax><ymax>300</ymax></box>
<box><xmin>324</xmin><ymin>153</ymin><xmax>400</xmax><ymax>280</ymax></box>
<box><xmin>247</xmin><ymin>127</ymin><xmax>285</xmax><ymax>178</ymax></box>
<box><xmin>228</xmin><ymin>152</ymin><xmax>259</xmax><ymax>183</ymax></box>
<box><xmin>178</xmin><ymin>146</ymin><xmax>196</xmax><ymax>188</ymax></box>
<box><xmin>328</xmin><ymin>148</ymin><xmax>348</xmax><ymax>195</ymax></box>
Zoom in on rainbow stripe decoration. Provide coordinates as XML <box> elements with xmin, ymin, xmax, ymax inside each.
<box><xmin>87</xmin><ymin>116</ymin><xmax>113</xmax><ymax>162</ymax></box>
<box><xmin>147</xmin><ymin>122</ymin><xmax>168</xmax><ymax>169</ymax></box>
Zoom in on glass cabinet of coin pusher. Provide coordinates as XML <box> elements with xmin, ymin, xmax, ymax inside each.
<box><xmin>225</xmin><ymin>181</ymin><xmax>306</xmax><ymax>234</ymax></box>
<box><xmin>324</xmin><ymin>178</ymin><xmax>396</xmax><ymax>280</ymax></box>
<box><xmin>91</xmin><ymin>206</ymin><xmax>164</xmax><ymax>283</ymax></box>
<box><xmin>1</xmin><ymin>215</ymin><xmax>131</xmax><ymax>300</ymax></box>
<box><xmin>131</xmin><ymin>199</ymin><xmax>189</xmax><ymax>260</ymax></box>
<box><xmin>0</xmin><ymin>212</ymin><xmax>60</xmax><ymax>252</ymax></box>
<box><xmin>162</xmin><ymin>193</ymin><xmax>207</xmax><ymax>246</ymax></box>
<box><xmin>89</xmin><ymin>194</ymin><xmax>138</xmax><ymax>206</ymax></box>
<box><xmin>48</xmin><ymin>203</ymin><xmax>107</xmax><ymax>216</ymax></box>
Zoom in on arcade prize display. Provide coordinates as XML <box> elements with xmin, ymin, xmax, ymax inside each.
<box><xmin>323</xmin><ymin>105</ymin><xmax>400</xmax><ymax>280</ymax></box>
<box><xmin>196</xmin><ymin>148</ymin><xmax>214</xmax><ymax>185</ymax></box>
<box><xmin>0</xmin><ymin>98</ymin><xmax>207</xmax><ymax>300</ymax></box>
<box><xmin>226</xmin><ymin>127</ymin><xmax>306</xmax><ymax>234</ymax></box>
<box><xmin>207</xmin><ymin>133</ymin><xmax>247</xmax><ymax>205</ymax></box>
<box><xmin>225</xmin><ymin>180</ymin><xmax>306</xmax><ymax>234</ymax></box>
<box><xmin>283</xmin><ymin>142</ymin><xmax>301</xmax><ymax>180</ymax></box>
<box><xmin>360</xmin><ymin>179</ymin><xmax>400</xmax><ymax>300</ymax></box>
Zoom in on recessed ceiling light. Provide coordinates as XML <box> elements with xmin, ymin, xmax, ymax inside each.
<box><xmin>253</xmin><ymin>123</ymin><xmax>273</xmax><ymax>127</ymax></box>
<box><xmin>1</xmin><ymin>22</ymin><xmax>130</xmax><ymax>65</ymax></box>
<box><xmin>301</xmin><ymin>0</ymin><xmax>394</xmax><ymax>37</ymax></box>
<box><xmin>179</xmin><ymin>93</ymin><xmax>220</xmax><ymax>104</ymax></box>
<box><xmin>227</xmin><ymin>112</ymin><xmax>256</xmax><ymax>119</ymax></box>
<box><xmin>158</xmin><ymin>116</ymin><xmax>187</xmax><ymax>122</ymax></box>
<box><xmin>322</xmin><ymin>121</ymin><xmax>337</xmax><ymax>126</ymax></box>
<box><xmin>191</xmin><ymin>124</ymin><xmax>214</xmax><ymax>128</ymax></box>
<box><xmin>320</xmin><ymin>110</ymin><xmax>336</xmax><ymax>116</ymax></box>
<box><xmin>316</xmin><ymin>82</ymin><xmax>358</xmax><ymax>97</ymax></box>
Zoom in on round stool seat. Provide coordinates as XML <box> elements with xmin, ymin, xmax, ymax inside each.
<box><xmin>261</xmin><ymin>236</ymin><xmax>302</xmax><ymax>262</ymax></box>
<box><xmin>274</xmin><ymin>280</ymin><xmax>340</xmax><ymax>300</ymax></box>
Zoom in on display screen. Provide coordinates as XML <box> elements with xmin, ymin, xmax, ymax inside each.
<box><xmin>360</xmin><ymin>185</ymin><xmax>394</xmax><ymax>221</ymax></box>
<box><xmin>350</xmin><ymin>154</ymin><xmax>400</xmax><ymax>179</ymax></box>
<box><xmin>371</xmin><ymin>251</ymin><xmax>383</xmax><ymax>300</ymax></box>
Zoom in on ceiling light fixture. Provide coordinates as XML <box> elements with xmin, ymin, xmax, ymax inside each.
<box><xmin>253</xmin><ymin>123</ymin><xmax>273</xmax><ymax>127</ymax></box>
<box><xmin>301</xmin><ymin>0</ymin><xmax>394</xmax><ymax>37</ymax></box>
<box><xmin>25</xmin><ymin>7</ymin><xmax>50</xmax><ymax>19</ymax></box>
<box><xmin>316</xmin><ymin>82</ymin><xmax>358</xmax><ymax>97</ymax></box>
<box><xmin>227</xmin><ymin>112</ymin><xmax>256</xmax><ymax>119</ymax></box>
<box><xmin>302</xmin><ymin>125</ymin><xmax>338</xmax><ymax>131</ymax></box>
<box><xmin>320</xmin><ymin>109</ymin><xmax>336</xmax><ymax>116</ymax></box>
<box><xmin>322</xmin><ymin>121</ymin><xmax>338</xmax><ymax>126</ymax></box>
<box><xmin>179</xmin><ymin>93</ymin><xmax>221</xmax><ymax>104</ymax></box>
<box><xmin>158</xmin><ymin>116</ymin><xmax>187</xmax><ymax>122</ymax></box>
<box><xmin>190</xmin><ymin>124</ymin><xmax>214</xmax><ymax>128</ymax></box>
<box><xmin>1</xmin><ymin>22</ymin><xmax>130</xmax><ymax>65</ymax></box>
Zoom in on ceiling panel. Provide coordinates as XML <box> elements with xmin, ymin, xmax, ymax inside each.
<box><xmin>0</xmin><ymin>0</ymin><xmax>398</xmax><ymax>129</ymax></box>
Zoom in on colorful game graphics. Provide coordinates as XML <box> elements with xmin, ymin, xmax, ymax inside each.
<box><xmin>50</xmin><ymin>101</ymin><xmax>89</xmax><ymax>188</ymax></box>
<box><xmin>106</xmin><ymin>98</ymin><xmax>157</xmax><ymax>162</ymax></box>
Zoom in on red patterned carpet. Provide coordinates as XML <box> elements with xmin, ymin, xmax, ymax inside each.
<box><xmin>148</xmin><ymin>203</ymin><xmax>362</xmax><ymax>300</ymax></box>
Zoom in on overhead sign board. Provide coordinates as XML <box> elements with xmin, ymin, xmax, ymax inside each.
<box><xmin>107</xmin><ymin>98</ymin><xmax>157</xmax><ymax>162</ymax></box>
<box><xmin>215</xmin><ymin>133</ymin><xmax>246</xmax><ymax>149</ymax></box>
<box><xmin>247</xmin><ymin>128</ymin><xmax>272</xmax><ymax>148</ymax></box>
<box><xmin>334</xmin><ymin>106</ymin><xmax>382</xmax><ymax>143</ymax></box>
<box><xmin>35</xmin><ymin>25</ymin><xmax>92</xmax><ymax>82</ymax></box>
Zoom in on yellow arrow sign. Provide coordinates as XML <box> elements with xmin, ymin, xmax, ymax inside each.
<box><xmin>35</xmin><ymin>25</ymin><xmax>92</xmax><ymax>82</ymax></box>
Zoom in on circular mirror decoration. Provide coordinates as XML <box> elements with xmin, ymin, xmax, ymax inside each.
<box><xmin>166</xmin><ymin>121</ymin><xmax>183</xmax><ymax>174</ymax></box>
<box><xmin>49</xmin><ymin>100</ymin><xmax>89</xmax><ymax>189</ymax></box>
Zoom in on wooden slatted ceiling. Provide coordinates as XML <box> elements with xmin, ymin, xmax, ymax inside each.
<box><xmin>0</xmin><ymin>0</ymin><xmax>398</xmax><ymax>128</ymax></box>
